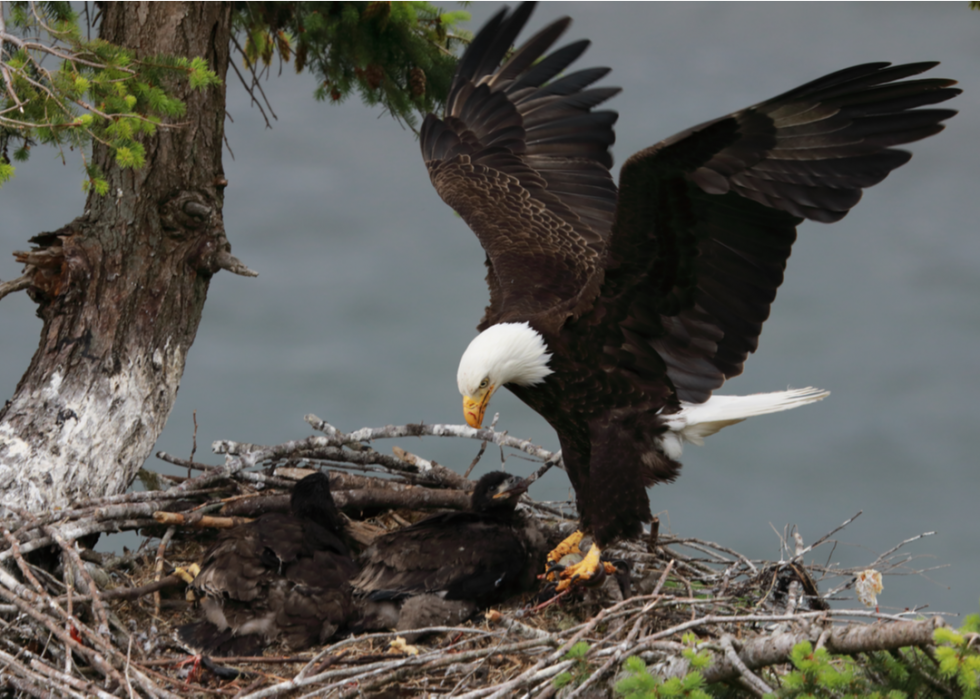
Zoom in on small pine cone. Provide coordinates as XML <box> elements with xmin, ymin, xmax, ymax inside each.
<box><xmin>276</xmin><ymin>30</ymin><xmax>291</xmax><ymax>62</ymax></box>
<box><xmin>409</xmin><ymin>67</ymin><xmax>426</xmax><ymax>97</ymax></box>
<box><xmin>294</xmin><ymin>41</ymin><xmax>308</xmax><ymax>73</ymax></box>
<box><xmin>365</xmin><ymin>64</ymin><xmax>384</xmax><ymax>90</ymax></box>
<box><xmin>261</xmin><ymin>31</ymin><xmax>275</xmax><ymax>66</ymax></box>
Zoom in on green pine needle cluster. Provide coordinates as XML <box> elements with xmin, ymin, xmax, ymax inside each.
<box><xmin>612</xmin><ymin>610</ymin><xmax>980</xmax><ymax>699</ymax></box>
<box><xmin>616</xmin><ymin>634</ymin><xmax>713</xmax><ymax>699</ymax></box>
<box><xmin>3</xmin><ymin>2</ymin><xmax>467</xmax><ymax>188</ymax></box>
<box><xmin>770</xmin><ymin>641</ymin><xmax>900</xmax><ymax>698</ymax></box>
<box><xmin>553</xmin><ymin>641</ymin><xmax>594</xmax><ymax>690</ymax></box>
<box><xmin>935</xmin><ymin>610</ymin><xmax>980</xmax><ymax>697</ymax></box>
<box><xmin>768</xmin><ymin>611</ymin><xmax>980</xmax><ymax>699</ymax></box>
<box><xmin>231</xmin><ymin>1</ymin><xmax>468</xmax><ymax>129</ymax></box>
<box><xmin>1</xmin><ymin>2</ymin><xmax>219</xmax><ymax>191</ymax></box>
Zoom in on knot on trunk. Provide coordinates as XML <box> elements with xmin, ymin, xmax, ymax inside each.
<box><xmin>159</xmin><ymin>191</ymin><xmax>216</xmax><ymax>239</ymax></box>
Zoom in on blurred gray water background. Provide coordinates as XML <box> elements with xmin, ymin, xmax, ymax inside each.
<box><xmin>2</xmin><ymin>3</ymin><xmax>978</xmax><ymax>619</ymax></box>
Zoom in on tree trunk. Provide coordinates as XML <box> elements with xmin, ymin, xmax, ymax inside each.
<box><xmin>0</xmin><ymin>3</ymin><xmax>233</xmax><ymax>514</ymax></box>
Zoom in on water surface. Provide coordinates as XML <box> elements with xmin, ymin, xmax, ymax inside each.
<box><xmin>2</xmin><ymin>3</ymin><xmax>977</xmax><ymax>618</ymax></box>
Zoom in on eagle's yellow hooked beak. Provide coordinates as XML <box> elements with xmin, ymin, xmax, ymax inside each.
<box><xmin>463</xmin><ymin>386</ymin><xmax>495</xmax><ymax>428</ymax></box>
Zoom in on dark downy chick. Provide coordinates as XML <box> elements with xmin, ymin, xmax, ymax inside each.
<box><xmin>352</xmin><ymin>471</ymin><xmax>546</xmax><ymax>636</ymax></box>
<box><xmin>178</xmin><ymin>472</ymin><xmax>357</xmax><ymax>656</ymax></box>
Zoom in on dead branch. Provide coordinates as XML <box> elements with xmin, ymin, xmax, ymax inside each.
<box><xmin>718</xmin><ymin>635</ymin><xmax>774</xmax><ymax>696</ymax></box>
<box><xmin>217</xmin><ymin>487</ymin><xmax>472</xmax><ymax>519</ymax></box>
<box><xmin>214</xmin><ymin>248</ymin><xmax>259</xmax><ymax>277</ymax></box>
<box><xmin>152</xmin><ymin>511</ymin><xmax>253</xmax><ymax>529</ymax></box>
<box><xmin>89</xmin><ymin>574</ymin><xmax>186</xmax><ymax>602</ymax></box>
<box><xmin>696</xmin><ymin>616</ymin><xmax>946</xmax><ymax>685</ymax></box>
<box><xmin>0</xmin><ymin>271</ymin><xmax>32</xmax><ymax>301</ymax></box>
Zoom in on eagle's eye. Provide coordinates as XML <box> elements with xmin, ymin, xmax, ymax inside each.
<box><xmin>479</xmin><ymin>378</ymin><xmax>489</xmax><ymax>390</ymax></box>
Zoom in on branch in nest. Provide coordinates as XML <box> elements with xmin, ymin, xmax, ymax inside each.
<box><xmin>217</xmin><ymin>486</ymin><xmax>471</xmax><ymax>519</ymax></box>
<box><xmin>71</xmin><ymin>573</ymin><xmax>187</xmax><ymax>603</ymax></box>
<box><xmin>152</xmin><ymin>511</ymin><xmax>252</xmax><ymax>529</ymax></box>
<box><xmin>0</xmin><ymin>518</ymin><xmax>158</xmax><ymax>562</ymax></box>
<box><xmin>304</xmin><ymin>415</ymin><xmax>561</xmax><ymax>467</ymax></box>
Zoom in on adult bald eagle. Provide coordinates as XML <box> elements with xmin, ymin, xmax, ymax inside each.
<box><xmin>420</xmin><ymin>3</ymin><xmax>959</xmax><ymax>586</ymax></box>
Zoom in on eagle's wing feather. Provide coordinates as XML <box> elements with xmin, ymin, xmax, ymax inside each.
<box><xmin>579</xmin><ymin>61</ymin><xmax>959</xmax><ymax>403</ymax></box>
<box><xmin>352</xmin><ymin>512</ymin><xmax>526</xmax><ymax>603</ymax></box>
<box><xmin>421</xmin><ymin>6</ymin><xmax>619</xmax><ymax>328</ymax></box>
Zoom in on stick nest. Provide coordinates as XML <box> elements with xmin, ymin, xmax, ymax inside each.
<box><xmin>0</xmin><ymin>416</ymin><xmax>951</xmax><ymax>698</ymax></box>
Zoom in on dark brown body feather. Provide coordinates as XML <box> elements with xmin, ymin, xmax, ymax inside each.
<box><xmin>352</xmin><ymin>473</ymin><xmax>546</xmax><ymax>616</ymax></box>
<box><xmin>179</xmin><ymin>473</ymin><xmax>357</xmax><ymax>655</ymax></box>
<box><xmin>421</xmin><ymin>3</ymin><xmax>959</xmax><ymax>546</ymax></box>
<box><xmin>353</xmin><ymin>512</ymin><xmax>542</xmax><ymax>604</ymax></box>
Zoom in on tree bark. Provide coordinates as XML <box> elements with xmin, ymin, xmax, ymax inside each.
<box><xmin>0</xmin><ymin>3</ymin><xmax>233</xmax><ymax>514</ymax></box>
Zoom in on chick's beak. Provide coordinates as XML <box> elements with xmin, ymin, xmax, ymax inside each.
<box><xmin>492</xmin><ymin>476</ymin><xmax>530</xmax><ymax>499</ymax></box>
<box><xmin>463</xmin><ymin>387</ymin><xmax>494</xmax><ymax>428</ymax></box>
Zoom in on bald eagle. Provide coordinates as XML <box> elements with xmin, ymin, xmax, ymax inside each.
<box><xmin>420</xmin><ymin>2</ymin><xmax>959</xmax><ymax>586</ymax></box>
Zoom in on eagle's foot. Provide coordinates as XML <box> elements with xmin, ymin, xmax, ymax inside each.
<box><xmin>554</xmin><ymin>543</ymin><xmax>618</xmax><ymax>592</ymax></box>
<box><xmin>172</xmin><ymin>653</ymin><xmax>204</xmax><ymax>682</ymax></box>
<box><xmin>174</xmin><ymin>563</ymin><xmax>201</xmax><ymax>601</ymax></box>
<box><xmin>546</xmin><ymin>530</ymin><xmax>585</xmax><ymax>580</ymax></box>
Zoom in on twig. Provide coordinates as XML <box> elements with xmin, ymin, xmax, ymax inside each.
<box><xmin>154</xmin><ymin>526</ymin><xmax>176</xmax><ymax>618</ymax></box>
<box><xmin>719</xmin><ymin>635</ymin><xmax>774</xmax><ymax>696</ymax></box>
<box><xmin>0</xmin><ymin>272</ymin><xmax>33</xmax><ymax>301</ymax></box>
<box><xmin>299</xmin><ymin>416</ymin><xmax>560</xmax><ymax>467</ymax></box>
<box><xmin>792</xmin><ymin>511</ymin><xmax>862</xmax><ymax>562</ymax></box>
<box><xmin>44</xmin><ymin>526</ymin><xmax>111</xmax><ymax>639</ymax></box>
<box><xmin>228</xmin><ymin>33</ymin><xmax>278</xmax><ymax>126</ymax></box>
<box><xmin>153</xmin><ymin>511</ymin><xmax>252</xmax><ymax>529</ymax></box>
<box><xmin>215</xmin><ymin>248</ymin><xmax>259</xmax><ymax>277</ymax></box>
<box><xmin>189</xmin><ymin>410</ymin><xmax>198</xmax><ymax>479</ymax></box>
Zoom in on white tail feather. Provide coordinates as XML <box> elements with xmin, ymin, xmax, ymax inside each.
<box><xmin>658</xmin><ymin>387</ymin><xmax>829</xmax><ymax>458</ymax></box>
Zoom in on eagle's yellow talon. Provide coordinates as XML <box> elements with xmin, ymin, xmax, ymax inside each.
<box><xmin>548</xmin><ymin>530</ymin><xmax>584</xmax><ymax>565</ymax></box>
<box><xmin>389</xmin><ymin>637</ymin><xmax>420</xmax><ymax>656</ymax></box>
<box><xmin>173</xmin><ymin>563</ymin><xmax>200</xmax><ymax>584</ymax></box>
<box><xmin>555</xmin><ymin>542</ymin><xmax>603</xmax><ymax>592</ymax></box>
<box><xmin>546</xmin><ymin>530</ymin><xmax>586</xmax><ymax>581</ymax></box>
<box><xmin>174</xmin><ymin>564</ymin><xmax>201</xmax><ymax>600</ymax></box>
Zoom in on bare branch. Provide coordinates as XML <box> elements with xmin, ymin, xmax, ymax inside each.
<box><xmin>697</xmin><ymin>616</ymin><xmax>946</xmax><ymax>685</ymax></box>
<box><xmin>718</xmin><ymin>635</ymin><xmax>774</xmax><ymax>696</ymax></box>
<box><xmin>215</xmin><ymin>248</ymin><xmax>259</xmax><ymax>277</ymax></box>
<box><xmin>0</xmin><ymin>271</ymin><xmax>32</xmax><ymax>301</ymax></box>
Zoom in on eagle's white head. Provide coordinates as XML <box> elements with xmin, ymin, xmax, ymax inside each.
<box><xmin>456</xmin><ymin>322</ymin><xmax>553</xmax><ymax>428</ymax></box>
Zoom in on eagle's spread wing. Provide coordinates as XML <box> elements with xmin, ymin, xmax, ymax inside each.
<box><xmin>582</xmin><ymin>61</ymin><xmax>960</xmax><ymax>404</ymax></box>
<box><xmin>420</xmin><ymin>4</ymin><xmax>619</xmax><ymax>327</ymax></box>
